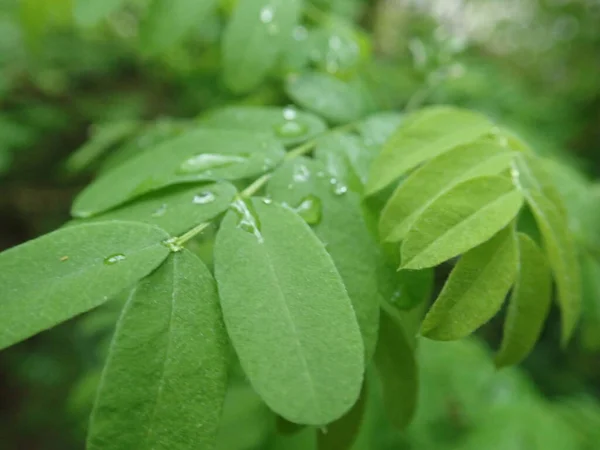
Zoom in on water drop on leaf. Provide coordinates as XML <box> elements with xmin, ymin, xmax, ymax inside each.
<box><xmin>231</xmin><ymin>198</ymin><xmax>263</xmax><ymax>242</ymax></box>
<box><xmin>177</xmin><ymin>153</ymin><xmax>247</xmax><ymax>175</ymax></box>
<box><xmin>193</xmin><ymin>191</ymin><xmax>216</xmax><ymax>205</ymax></box>
<box><xmin>293</xmin><ymin>195</ymin><xmax>322</xmax><ymax>225</ymax></box>
<box><xmin>104</xmin><ymin>254</ymin><xmax>126</xmax><ymax>265</ymax></box>
<box><xmin>274</xmin><ymin>121</ymin><xmax>308</xmax><ymax>138</ymax></box>
<box><xmin>151</xmin><ymin>203</ymin><xmax>168</xmax><ymax>217</ymax></box>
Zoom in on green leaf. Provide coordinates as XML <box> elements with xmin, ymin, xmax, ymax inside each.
<box><xmin>401</xmin><ymin>176</ymin><xmax>523</xmax><ymax>270</ymax></box>
<box><xmin>356</xmin><ymin>112</ymin><xmax>403</xmax><ymax>148</ymax></box>
<box><xmin>0</xmin><ymin>221</ymin><xmax>170</xmax><ymax>350</ymax></box>
<box><xmin>421</xmin><ymin>226</ymin><xmax>518</xmax><ymax>340</ymax></box>
<box><xmin>77</xmin><ymin>182</ymin><xmax>236</xmax><ymax>235</ymax></box>
<box><xmin>380</xmin><ymin>142</ymin><xmax>515</xmax><ymax>243</ymax></box>
<box><xmin>366</xmin><ymin>106</ymin><xmax>493</xmax><ymax>195</ymax></box>
<box><xmin>495</xmin><ymin>233</ymin><xmax>551</xmax><ymax>367</ymax></box>
<box><xmin>388</xmin><ymin>268</ymin><xmax>434</xmax><ymax>311</ymax></box>
<box><xmin>285</xmin><ymin>72</ymin><xmax>364</xmax><ymax>124</ymax></box>
<box><xmin>87</xmin><ymin>250</ymin><xmax>228</xmax><ymax>450</ymax></box>
<box><xmin>515</xmin><ymin>154</ymin><xmax>581</xmax><ymax>344</ymax></box>
<box><xmin>267</xmin><ymin>158</ymin><xmax>382</xmax><ymax>361</ymax></box>
<box><xmin>200</xmin><ymin>106</ymin><xmax>327</xmax><ymax>146</ymax></box>
<box><xmin>222</xmin><ymin>0</ymin><xmax>301</xmax><ymax>93</ymax></box>
<box><xmin>72</xmin><ymin>129</ymin><xmax>284</xmax><ymax>217</ymax></box>
<box><xmin>139</xmin><ymin>0</ymin><xmax>217</xmax><ymax>54</ymax></box>
<box><xmin>214</xmin><ymin>199</ymin><xmax>364</xmax><ymax>425</ymax></box>
<box><xmin>271</xmin><ymin>427</ymin><xmax>317</xmax><ymax>449</ymax></box>
<box><xmin>74</xmin><ymin>0</ymin><xmax>126</xmax><ymax>26</ymax></box>
<box><xmin>374</xmin><ymin>307</ymin><xmax>418</xmax><ymax>429</ymax></box>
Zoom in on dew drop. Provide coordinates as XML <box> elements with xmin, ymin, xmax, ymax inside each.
<box><xmin>334</xmin><ymin>184</ymin><xmax>348</xmax><ymax>195</ymax></box>
<box><xmin>262</xmin><ymin>197</ymin><xmax>273</xmax><ymax>205</ymax></box>
<box><xmin>178</xmin><ymin>153</ymin><xmax>247</xmax><ymax>175</ymax></box>
<box><xmin>151</xmin><ymin>203</ymin><xmax>168</xmax><ymax>217</ymax></box>
<box><xmin>282</xmin><ymin>106</ymin><xmax>297</xmax><ymax>120</ymax></box>
<box><xmin>259</xmin><ymin>6</ymin><xmax>274</xmax><ymax>23</ymax></box>
<box><xmin>274</xmin><ymin>121</ymin><xmax>308</xmax><ymax>138</ymax></box>
<box><xmin>193</xmin><ymin>191</ymin><xmax>216</xmax><ymax>205</ymax></box>
<box><xmin>231</xmin><ymin>199</ymin><xmax>263</xmax><ymax>243</ymax></box>
<box><xmin>293</xmin><ymin>195</ymin><xmax>322</xmax><ymax>225</ymax></box>
<box><xmin>104</xmin><ymin>254</ymin><xmax>126</xmax><ymax>265</ymax></box>
<box><xmin>293</xmin><ymin>164</ymin><xmax>310</xmax><ymax>182</ymax></box>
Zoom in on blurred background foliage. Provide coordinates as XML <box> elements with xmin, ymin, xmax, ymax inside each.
<box><xmin>0</xmin><ymin>0</ymin><xmax>599</xmax><ymax>448</ymax></box>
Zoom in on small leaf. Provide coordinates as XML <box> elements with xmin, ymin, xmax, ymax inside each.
<box><xmin>201</xmin><ymin>106</ymin><xmax>327</xmax><ymax>146</ymax></box>
<box><xmin>222</xmin><ymin>0</ymin><xmax>301</xmax><ymax>93</ymax></box>
<box><xmin>77</xmin><ymin>182</ymin><xmax>237</xmax><ymax>235</ymax></box>
<box><xmin>285</xmin><ymin>72</ymin><xmax>364</xmax><ymax>124</ymax></box>
<box><xmin>214</xmin><ymin>199</ymin><xmax>364</xmax><ymax>425</ymax></box>
<box><xmin>401</xmin><ymin>176</ymin><xmax>523</xmax><ymax>270</ymax></box>
<box><xmin>75</xmin><ymin>0</ymin><xmax>126</xmax><ymax>26</ymax></box>
<box><xmin>140</xmin><ymin>0</ymin><xmax>217</xmax><ymax>54</ymax></box>
<box><xmin>374</xmin><ymin>307</ymin><xmax>418</xmax><ymax>429</ymax></box>
<box><xmin>421</xmin><ymin>226</ymin><xmax>518</xmax><ymax>340</ymax></box>
<box><xmin>379</xmin><ymin>141</ymin><xmax>515</xmax><ymax>243</ymax></box>
<box><xmin>495</xmin><ymin>233</ymin><xmax>551</xmax><ymax>367</ymax></box>
<box><xmin>72</xmin><ymin>129</ymin><xmax>284</xmax><ymax>217</ymax></box>
<box><xmin>267</xmin><ymin>158</ymin><xmax>382</xmax><ymax>361</ymax></box>
<box><xmin>87</xmin><ymin>250</ymin><xmax>228</xmax><ymax>450</ymax></box>
<box><xmin>0</xmin><ymin>221</ymin><xmax>170</xmax><ymax>350</ymax></box>
<box><xmin>366</xmin><ymin>106</ymin><xmax>493</xmax><ymax>195</ymax></box>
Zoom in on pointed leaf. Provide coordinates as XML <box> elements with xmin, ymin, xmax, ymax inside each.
<box><xmin>222</xmin><ymin>0</ymin><xmax>301</xmax><ymax>93</ymax></box>
<box><xmin>214</xmin><ymin>199</ymin><xmax>364</xmax><ymax>425</ymax></box>
<box><xmin>72</xmin><ymin>129</ymin><xmax>284</xmax><ymax>218</ymax></box>
<box><xmin>380</xmin><ymin>142</ymin><xmax>515</xmax><ymax>243</ymax></box>
<box><xmin>267</xmin><ymin>158</ymin><xmax>382</xmax><ymax>360</ymax></box>
<box><xmin>401</xmin><ymin>176</ymin><xmax>523</xmax><ymax>270</ymax></box>
<box><xmin>285</xmin><ymin>72</ymin><xmax>364</xmax><ymax>124</ymax></box>
<box><xmin>0</xmin><ymin>221</ymin><xmax>170</xmax><ymax>350</ymax></box>
<box><xmin>366</xmin><ymin>106</ymin><xmax>493</xmax><ymax>195</ymax></box>
<box><xmin>140</xmin><ymin>0</ymin><xmax>217</xmax><ymax>54</ymax></box>
<box><xmin>374</xmin><ymin>307</ymin><xmax>418</xmax><ymax>429</ymax></box>
<box><xmin>87</xmin><ymin>250</ymin><xmax>228</xmax><ymax>450</ymax></box>
<box><xmin>495</xmin><ymin>233</ymin><xmax>551</xmax><ymax>367</ymax></box>
<box><xmin>74</xmin><ymin>0</ymin><xmax>126</xmax><ymax>26</ymax></box>
<box><xmin>421</xmin><ymin>226</ymin><xmax>518</xmax><ymax>340</ymax></box>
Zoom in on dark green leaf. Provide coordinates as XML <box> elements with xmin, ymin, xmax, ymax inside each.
<box><xmin>401</xmin><ymin>176</ymin><xmax>523</xmax><ymax>270</ymax></box>
<box><xmin>214</xmin><ymin>199</ymin><xmax>364</xmax><ymax>425</ymax></box>
<box><xmin>580</xmin><ymin>253</ymin><xmax>600</xmax><ymax>351</ymax></box>
<box><xmin>271</xmin><ymin>427</ymin><xmax>317</xmax><ymax>449</ymax></box>
<box><xmin>72</xmin><ymin>129</ymin><xmax>284</xmax><ymax>217</ymax></box>
<box><xmin>388</xmin><ymin>268</ymin><xmax>434</xmax><ymax>311</ymax></box>
<box><xmin>421</xmin><ymin>226</ymin><xmax>518</xmax><ymax>340</ymax></box>
<box><xmin>0</xmin><ymin>221</ymin><xmax>170</xmax><ymax>350</ymax></box>
<box><xmin>74</xmin><ymin>0</ymin><xmax>126</xmax><ymax>26</ymax></box>
<box><xmin>495</xmin><ymin>233</ymin><xmax>551</xmax><ymax>367</ymax></box>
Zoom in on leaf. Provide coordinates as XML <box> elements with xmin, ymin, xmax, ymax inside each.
<box><xmin>400</xmin><ymin>176</ymin><xmax>523</xmax><ymax>270</ymax></box>
<box><xmin>374</xmin><ymin>307</ymin><xmax>418</xmax><ymax>429</ymax></box>
<box><xmin>200</xmin><ymin>106</ymin><xmax>327</xmax><ymax>146</ymax></box>
<box><xmin>72</xmin><ymin>129</ymin><xmax>284</xmax><ymax>218</ymax></box>
<box><xmin>222</xmin><ymin>0</ymin><xmax>301</xmax><ymax>93</ymax></box>
<box><xmin>139</xmin><ymin>0</ymin><xmax>217</xmax><ymax>54</ymax></box>
<box><xmin>0</xmin><ymin>221</ymin><xmax>170</xmax><ymax>350</ymax></box>
<box><xmin>388</xmin><ymin>268</ymin><xmax>434</xmax><ymax>311</ymax></box>
<box><xmin>271</xmin><ymin>427</ymin><xmax>317</xmax><ymax>449</ymax></box>
<box><xmin>421</xmin><ymin>226</ymin><xmax>518</xmax><ymax>340</ymax></box>
<box><xmin>74</xmin><ymin>0</ymin><xmax>126</xmax><ymax>26</ymax></box>
<box><xmin>87</xmin><ymin>250</ymin><xmax>228</xmax><ymax>450</ymax></box>
<box><xmin>356</xmin><ymin>112</ymin><xmax>403</xmax><ymax>148</ymax></box>
<box><xmin>580</xmin><ymin>254</ymin><xmax>600</xmax><ymax>351</ymax></box>
<box><xmin>366</xmin><ymin>106</ymin><xmax>493</xmax><ymax>195</ymax></box>
<box><xmin>515</xmin><ymin>154</ymin><xmax>581</xmax><ymax>344</ymax></box>
<box><xmin>214</xmin><ymin>199</ymin><xmax>364</xmax><ymax>425</ymax></box>
<box><xmin>285</xmin><ymin>72</ymin><xmax>364</xmax><ymax>124</ymax></box>
<box><xmin>267</xmin><ymin>158</ymin><xmax>382</xmax><ymax>361</ymax></box>
<box><xmin>379</xmin><ymin>141</ymin><xmax>515</xmax><ymax>243</ymax></box>
<box><xmin>495</xmin><ymin>233</ymin><xmax>551</xmax><ymax>367</ymax></box>
<box><xmin>77</xmin><ymin>182</ymin><xmax>237</xmax><ymax>235</ymax></box>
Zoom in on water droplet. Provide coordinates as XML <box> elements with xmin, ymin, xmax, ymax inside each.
<box><xmin>329</xmin><ymin>177</ymin><xmax>337</xmax><ymax>185</ymax></box>
<box><xmin>262</xmin><ymin>197</ymin><xmax>273</xmax><ymax>205</ymax></box>
<box><xmin>193</xmin><ymin>191</ymin><xmax>216</xmax><ymax>205</ymax></box>
<box><xmin>293</xmin><ymin>164</ymin><xmax>310</xmax><ymax>183</ymax></box>
<box><xmin>390</xmin><ymin>289</ymin><xmax>403</xmax><ymax>304</ymax></box>
<box><xmin>274</xmin><ymin>121</ymin><xmax>308</xmax><ymax>138</ymax></box>
<box><xmin>231</xmin><ymin>199</ymin><xmax>263</xmax><ymax>243</ymax></box>
<box><xmin>259</xmin><ymin>6</ymin><xmax>274</xmax><ymax>23</ymax></box>
<box><xmin>334</xmin><ymin>184</ymin><xmax>348</xmax><ymax>195</ymax></box>
<box><xmin>282</xmin><ymin>106</ymin><xmax>297</xmax><ymax>120</ymax></box>
<box><xmin>104</xmin><ymin>254</ymin><xmax>126</xmax><ymax>265</ymax></box>
<box><xmin>162</xmin><ymin>237</ymin><xmax>183</xmax><ymax>252</ymax></box>
<box><xmin>151</xmin><ymin>203</ymin><xmax>168</xmax><ymax>217</ymax></box>
<box><xmin>293</xmin><ymin>195</ymin><xmax>322</xmax><ymax>225</ymax></box>
<box><xmin>178</xmin><ymin>153</ymin><xmax>246</xmax><ymax>175</ymax></box>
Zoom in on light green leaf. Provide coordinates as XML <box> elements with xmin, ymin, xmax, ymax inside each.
<box><xmin>72</xmin><ymin>129</ymin><xmax>284</xmax><ymax>217</ymax></box>
<box><xmin>267</xmin><ymin>158</ymin><xmax>382</xmax><ymax>361</ymax></box>
<box><xmin>366</xmin><ymin>106</ymin><xmax>493</xmax><ymax>195</ymax></box>
<box><xmin>515</xmin><ymin>154</ymin><xmax>581</xmax><ymax>344</ymax></box>
<box><xmin>401</xmin><ymin>176</ymin><xmax>523</xmax><ymax>270</ymax></box>
<box><xmin>380</xmin><ymin>142</ymin><xmax>515</xmax><ymax>243</ymax></box>
<box><xmin>87</xmin><ymin>250</ymin><xmax>228</xmax><ymax>450</ymax></box>
<box><xmin>495</xmin><ymin>233</ymin><xmax>551</xmax><ymax>367</ymax></box>
<box><xmin>65</xmin><ymin>120</ymin><xmax>140</xmax><ymax>173</ymax></box>
<box><xmin>214</xmin><ymin>199</ymin><xmax>364</xmax><ymax>425</ymax></box>
<box><xmin>77</xmin><ymin>182</ymin><xmax>236</xmax><ymax>235</ymax></box>
<box><xmin>0</xmin><ymin>221</ymin><xmax>170</xmax><ymax>350</ymax></box>
<box><xmin>74</xmin><ymin>0</ymin><xmax>126</xmax><ymax>26</ymax></box>
<box><xmin>222</xmin><ymin>0</ymin><xmax>301</xmax><ymax>93</ymax></box>
<box><xmin>200</xmin><ymin>106</ymin><xmax>327</xmax><ymax>146</ymax></box>
<box><xmin>285</xmin><ymin>72</ymin><xmax>364</xmax><ymax>124</ymax></box>
<box><xmin>374</xmin><ymin>307</ymin><xmax>418</xmax><ymax>429</ymax></box>
<box><xmin>421</xmin><ymin>226</ymin><xmax>518</xmax><ymax>340</ymax></box>
<box><xmin>140</xmin><ymin>0</ymin><xmax>217</xmax><ymax>54</ymax></box>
